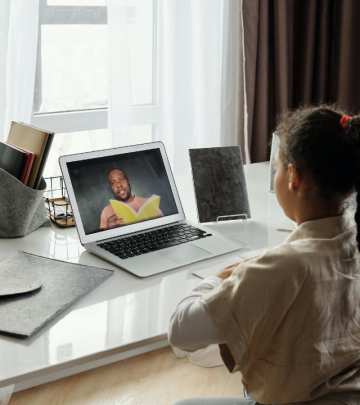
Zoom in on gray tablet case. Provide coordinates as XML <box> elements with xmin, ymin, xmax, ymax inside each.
<box><xmin>0</xmin><ymin>251</ymin><xmax>114</xmax><ymax>338</ymax></box>
<box><xmin>189</xmin><ymin>146</ymin><xmax>251</xmax><ymax>223</ymax></box>
<box><xmin>269</xmin><ymin>131</ymin><xmax>280</xmax><ymax>193</ymax></box>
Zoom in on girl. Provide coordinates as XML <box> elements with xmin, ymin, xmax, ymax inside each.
<box><xmin>169</xmin><ymin>105</ymin><xmax>360</xmax><ymax>405</ymax></box>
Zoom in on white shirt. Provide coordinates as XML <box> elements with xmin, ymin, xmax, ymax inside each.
<box><xmin>203</xmin><ymin>214</ymin><xmax>360</xmax><ymax>404</ymax></box>
<box><xmin>168</xmin><ymin>276</ymin><xmax>224</xmax><ymax>352</ymax></box>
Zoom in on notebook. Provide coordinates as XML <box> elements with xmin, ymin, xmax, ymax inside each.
<box><xmin>8</xmin><ymin>144</ymin><xmax>35</xmax><ymax>185</ymax></box>
<box><xmin>0</xmin><ymin>142</ymin><xmax>27</xmax><ymax>181</ymax></box>
<box><xmin>7</xmin><ymin>121</ymin><xmax>55</xmax><ymax>189</ymax></box>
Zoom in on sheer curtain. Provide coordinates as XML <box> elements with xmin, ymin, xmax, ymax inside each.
<box><xmin>0</xmin><ymin>3</ymin><xmax>38</xmax><ymax>402</ymax></box>
<box><xmin>159</xmin><ymin>0</ymin><xmax>241</xmax><ymax>174</ymax></box>
<box><xmin>0</xmin><ymin>1</ymin><xmax>11</xmax><ymax>142</ymax></box>
<box><xmin>0</xmin><ymin>0</ymin><xmax>39</xmax><ymax>141</ymax></box>
<box><xmin>0</xmin><ymin>1</ymin><xmax>38</xmax><ymax>400</ymax></box>
<box><xmin>108</xmin><ymin>0</ymin><xmax>243</xmax><ymax>175</ymax></box>
<box><xmin>107</xmin><ymin>0</ymin><xmax>134</xmax><ymax>147</ymax></box>
<box><xmin>220</xmin><ymin>0</ymin><xmax>243</xmax><ymax>150</ymax></box>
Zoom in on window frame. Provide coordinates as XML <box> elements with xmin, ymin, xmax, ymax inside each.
<box><xmin>31</xmin><ymin>0</ymin><xmax>161</xmax><ymax>142</ymax></box>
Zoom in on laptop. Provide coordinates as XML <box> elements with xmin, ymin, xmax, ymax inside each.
<box><xmin>59</xmin><ymin>142</ymin><xmax>246</xmax><ymax>277</ymax></box>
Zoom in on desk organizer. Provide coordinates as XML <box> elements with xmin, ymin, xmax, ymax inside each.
<box><xmin>269</xmin><ymin>131</ymin><xmax>280</xmax><ymax>193</ymax></box>
<box><xmin>0</xmin><ymin>167</ymin><xmax>50</xmax><ymax>237</ymax></box>
<box><xmin>44</xmin><ymin>176</ymin><xmax>75</xmax><ymax>227</ymax></box>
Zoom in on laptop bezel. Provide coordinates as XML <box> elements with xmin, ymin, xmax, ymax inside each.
<box><xmin>59</xmin><ymin>141</ymin><xmax>186</xmax><ymax>245</ymax></box>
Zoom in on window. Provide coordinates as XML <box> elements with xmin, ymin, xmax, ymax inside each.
<box><xmin>32</xmin><ymin>0</ymin><xmax>160</xmax><ymax>177</ymax></box>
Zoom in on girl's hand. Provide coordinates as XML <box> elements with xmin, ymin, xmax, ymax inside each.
<box><xmin>215</xmin><ymin>263</ymin><xmax>241</xmax><ymax>280</ymax></box>
<box><xmin>243</xmin><ymin>255</ymin><xmax>260</xmax><ymax>263</ymax></box>
<box><xmin>214</xmin><ymin>255</ymin><xmax>260</xmax><ymax>280</ymax></box>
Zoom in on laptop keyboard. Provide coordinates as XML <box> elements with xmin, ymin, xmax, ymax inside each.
<box><xmin>97</xmin><ymin>224</ymin><xmax>212</xmax><ymax>260</ymax></box>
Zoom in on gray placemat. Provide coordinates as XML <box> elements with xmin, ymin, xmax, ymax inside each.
<box><xmin>269</xmin><ymin>131</ymin><xmax>280</xmax><ymax>193</ymax></box>
<box><xmin>0</xmin><ymin>251</ymin><xmax>114</xmax><ymax>338</ymax></box>
<box><xmin>0</xmin><ymin>253</ymin><xmax>41</xmax><ymax>296</ymax></box>
<box><xmin>189</xmin><ymin>146</ymin><xmax>251</xmax><ymax>223</ymax></box>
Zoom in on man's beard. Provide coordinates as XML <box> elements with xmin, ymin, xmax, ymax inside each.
<box><xmin>117</xmin><ymin>187</ymin><xmax>131</xmax><ymax>202</ymax></box>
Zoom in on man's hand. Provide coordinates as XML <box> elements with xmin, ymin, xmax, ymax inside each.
<box><xmin>107</xmin><ymin>214</ymin><xmax>126</xmax><ymax>229</ymax></box>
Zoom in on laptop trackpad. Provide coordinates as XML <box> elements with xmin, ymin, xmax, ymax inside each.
<box><xmin>158</xmin><ymin>244</ymin><xmax>211</xmax><ymax>264</ymax></box>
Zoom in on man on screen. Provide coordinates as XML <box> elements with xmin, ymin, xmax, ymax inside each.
<box><xmin>100</xmin><ymin>169</ymin><xmax>163</xmax><ymax>230</ymax></box>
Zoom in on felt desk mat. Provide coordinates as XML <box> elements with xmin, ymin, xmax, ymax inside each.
<box><xmin>0</xmin><ymin>253</ymin><xmax>41</xmax><ymax>296</ymax></box>
<box><xmin>0</xmin><ymin>251</ymin><xmax>114</xmax><ymax>338</ymax></box>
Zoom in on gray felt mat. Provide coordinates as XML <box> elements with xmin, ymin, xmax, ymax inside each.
<box><xmin>0</xmin><ymin>251</ymin><xmax>114</xmax><ymax>338</ymax></box>
<box><xmin>0</xmin><ymin>253</ymin><xmax>41</xmax><ymax>296</ymax></box>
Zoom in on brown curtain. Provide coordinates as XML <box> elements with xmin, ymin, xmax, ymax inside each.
<box><xmin>242</xmin><ymin>0</ymin><xmax>360</xmax><ymax>163</ymax></box>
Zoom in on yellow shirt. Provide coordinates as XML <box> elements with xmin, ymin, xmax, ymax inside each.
<box><xmin>204</xmin><ymin>214</ymin><xmax>360</xmax><ymax>404</ymax></box>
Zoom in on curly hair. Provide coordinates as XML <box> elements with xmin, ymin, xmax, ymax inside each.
<box><xmin>275</xmin><ymin>104</ymin><xmax>360</xmax><ymax>250</ymax></box>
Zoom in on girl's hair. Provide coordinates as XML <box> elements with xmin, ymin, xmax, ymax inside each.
<box><xmin>275</xmin><ymin>105</ymin><xmax>360</xmax><ymax>251</ymax></box>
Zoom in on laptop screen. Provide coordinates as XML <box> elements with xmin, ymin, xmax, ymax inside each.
<box><xmin>66</xmin><ymin>148</ymin><xmax>179</xmax><ymax>236</ymax></box>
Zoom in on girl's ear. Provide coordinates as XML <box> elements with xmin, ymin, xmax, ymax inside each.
<box><xmin>288</xmin><ymin>164</ymin><xmax>300</xmax><ymax>189</ymax></box>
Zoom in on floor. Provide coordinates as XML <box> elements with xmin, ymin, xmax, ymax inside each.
<box><xmin>9</xmin><ymin>347</ymin><xmax>244</xmax><ymax>405</ymax></box>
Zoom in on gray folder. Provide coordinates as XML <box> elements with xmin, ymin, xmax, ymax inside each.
<box><xmin>0</xmin><ymin>251</ymin><xmax>113</xmax><ymax>338</ymax></box>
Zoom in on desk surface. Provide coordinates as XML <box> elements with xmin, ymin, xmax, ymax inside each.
<box><xmin>0</xmin><ymin>162</ymin><xmax>289</xmax><ymax>389</ymax></box>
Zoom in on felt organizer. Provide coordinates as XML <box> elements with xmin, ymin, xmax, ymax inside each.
<box><xmin>0</xmin><ymin>167</ymin><xmax>50</xmax><ymax>237</ymax></box>
<box><xmin>269</xmin><ymin>131</ymin><xmax>280</xmax><ymax>193</ymax></box>
<box><xmin>0</xmin><ymin>251</ymin><xmax>114</xmax><ymax>338</ymax></box>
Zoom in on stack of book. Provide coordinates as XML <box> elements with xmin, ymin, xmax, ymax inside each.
<box><xmin>0</xmin><ymin>121</ymin><xmax>54</xmax><ymax>189</ymax></box>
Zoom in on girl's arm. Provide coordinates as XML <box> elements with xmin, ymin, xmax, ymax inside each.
<box><xmin>168</xmin><ymin>276</ymin><xmax>225</xmax><ymax>352</ymax></box>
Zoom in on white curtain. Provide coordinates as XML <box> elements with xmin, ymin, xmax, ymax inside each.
<box><xmin>159</xmin><ymin>0</ymin><xmax>241</xmax><ymax>174</ymax></box>
<box><xmin>221</xmin><ymin>0</ymin><xmax>246</xmax><ymax>152</ymax></box>
<box><xmin>107</xmin><ymin>0</ymin><xmax>135</xmax><ymax>147</ymax></box>
<box><xmin>0</xmin><ymin>1</ymin><xmax>11</xmax><ymax>141</ymax></box>
<box><xmin>0</xmin><ymin>0</ymin><xmax>39</xmax><ymax>141</ymax></box>
<box><xmin>108</xmin><ymin>0</ymin><xmax>243</xmax><ymax>175</ymax></box>
<box><xmin>0</xmin><ymin>0</ymin><xmax>38</xmax><ymax>399</ymax></box>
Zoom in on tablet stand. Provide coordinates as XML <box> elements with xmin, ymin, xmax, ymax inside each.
<box><xmin>216</xmin><ymin>214</ymin><xmax>248</xmax><ymax>222</ymax></box>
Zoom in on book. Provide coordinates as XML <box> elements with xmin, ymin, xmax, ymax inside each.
<box><xmin>0</xmin><ymin>142</ymin><xmax>27</xmax><ymax>181</ymax></box>
<box><xmin>8</xmin><ymin>144</ymin><xmax>35</xmax><ymax>186</ymax></box>
<box><xmin>7</xmin><ymin>121</ymin><xmax>55</xmax><ymax>189</ymax></box>
<box><xmin>110</xmin><ymin>195</ymin><xmax>161</xmax><ymax>225</ymax></box>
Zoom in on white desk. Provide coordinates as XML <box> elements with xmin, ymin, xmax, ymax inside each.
<box><xmin>0</xmin><ymin>162</ymin><xmax>289</xmax><ymax>392</ymax></box>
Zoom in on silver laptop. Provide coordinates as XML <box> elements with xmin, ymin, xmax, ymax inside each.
<box><xmin>59</xmin><ymin>142</ymin><xmax>246</xmax><ymax>277</ymax></box>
